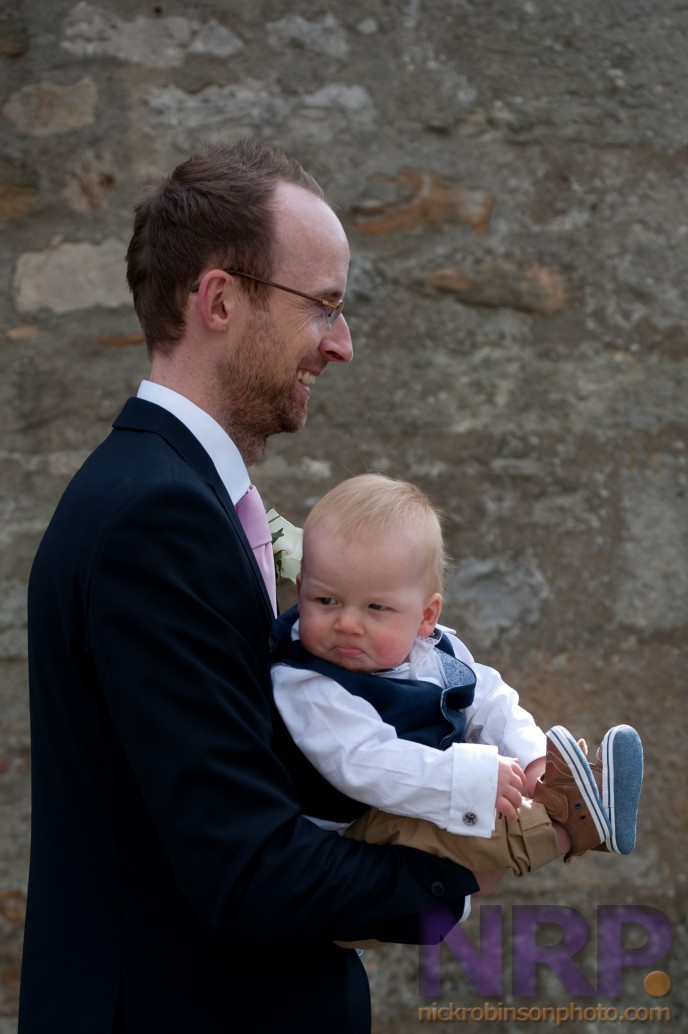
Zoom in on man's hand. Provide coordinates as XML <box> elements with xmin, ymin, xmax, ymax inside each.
<box><xmin>473</xmin><ymin>870</ymin><xmax>505</xmax><ymax>897</ymax></box>
<box><xmin>496</xmin><ymin>756</ymin><xmax>525</xmax><ymax>820</ymax></box>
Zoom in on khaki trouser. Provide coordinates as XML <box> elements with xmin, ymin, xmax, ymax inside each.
<box><xmin>346</xmin><ymin>798</ymin><xmax>560</xmax><ymax>877</ymax></box>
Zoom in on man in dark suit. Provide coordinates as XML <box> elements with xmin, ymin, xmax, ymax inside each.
<box><xmin>19</xmin><ymin>139</ymin><xmax>479</xmax><ymax>1033</ymax></box>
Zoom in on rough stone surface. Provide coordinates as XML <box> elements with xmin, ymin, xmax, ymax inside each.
<box><xmin>62</xmin><ymin>3</ymin><xmax>244</xmax><ymax>67</ymax></box>
<box><xmin>2</xmin><ymin>77</ymin><xmax>98</xmax><ymax>137</ymax></box>
<box><xmin>1</xmin><ymin>1</ymin><xmax>686</xmax><ymax>1031</ymax></box>
<box><xmin>13</xmin><ymin>237</ymin><xmax>131</xmax><ymax>313</ymax></box>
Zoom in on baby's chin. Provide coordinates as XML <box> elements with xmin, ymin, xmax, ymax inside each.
<box><xmin>303</xmin><ymin>639</ymin><xmax>407</xmax><ymax>673</ymax></box>
<box><xmin>332</xmin><ymin>651</ymin><xmax>407</xmax><ymax>674</ymax></box>
<box><xmin>329</xmin><ymin>649</ymin><xmax>375</xmax><ymax>672</ymax></box>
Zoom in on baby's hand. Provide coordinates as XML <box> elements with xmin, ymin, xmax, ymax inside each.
<box><xmin>524</xmin><ymin>756</ymin><xmax>546</xmax><ymax>799</ymax></box>
<box><xmin>496</xmin><ymin>756</ymin><xmax>525</xmax><ymax>821</ymax></box>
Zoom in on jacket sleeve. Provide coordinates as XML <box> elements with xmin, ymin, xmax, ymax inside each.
<box><xmin>88</xmin><ymin>482</ymin><xmax>478</xmax><ymax>945</ymax></box>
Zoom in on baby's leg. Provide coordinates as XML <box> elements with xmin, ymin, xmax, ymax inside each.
<box><xmin>345</xmin><ymin>801</ymin><xmax>560</xmax><ymax>878</ymax></box>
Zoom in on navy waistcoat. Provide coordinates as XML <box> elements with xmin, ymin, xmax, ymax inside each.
<box><xmin>270</xmin><ymin>607</ymin><xmax>476</xmax><ymax>823</ymax></box>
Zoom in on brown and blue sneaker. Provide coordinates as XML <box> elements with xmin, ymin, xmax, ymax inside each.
<box><xmin>532</xmin><ymin>725</ymin><xmax>610</xmax><ymax>861</ymax></box>
<box><xmin>588</xmin><ymin>725</ymin><xmax>644</xmax><ymax>855</ymax></box>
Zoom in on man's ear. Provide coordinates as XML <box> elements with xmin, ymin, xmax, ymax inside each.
<box><xmin>418</xmin><ymin>593</ymin><xmax>442</xmax><ymax>637</ymax></box>
<box><xmin>194</xmin><ymin>271</ymin><xmax>234</xmax><ymax>331</ymax></box>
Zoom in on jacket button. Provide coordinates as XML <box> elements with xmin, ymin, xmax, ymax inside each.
<box><xmin>430</xmin><ymin>881</ymin><xmax>446</xmax><ymax>897</ymax></box>
<box><xmin>463</xmin><ymin>812</ymin><xmax>477</xmax><ymax>826</ymax></box>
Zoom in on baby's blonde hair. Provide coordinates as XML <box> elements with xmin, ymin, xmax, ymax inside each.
<box><xmin>303</xmin><ymin>474</ymin><xmax>447</xmax><ymax>593</ymax></box>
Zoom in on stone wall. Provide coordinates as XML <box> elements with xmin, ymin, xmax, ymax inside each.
<box><xmin>1</xmin><ymin>1</ymin><xmax>686</xmax><ymax>1030</ymax></box>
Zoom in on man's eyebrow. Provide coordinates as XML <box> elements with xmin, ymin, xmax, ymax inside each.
<box><xmin>315</xmin><ymin>287</ymin><xmax>345</xmax><ymax>303</ymax></box>
<box><xmin>311</xmin><ymin>278</ymin><xmax>346</xmax><ymax>299</ymax></box>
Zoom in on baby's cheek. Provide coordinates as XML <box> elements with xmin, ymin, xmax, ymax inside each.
<box><xmin>298</xmin><ymin>616</ymin><xmax>326</xmax><ymax>657</ymax></box>
<box><xmin>373</xmin><ymin>630</ymin><xmax>410</xmax><ymax>670</ymax></box>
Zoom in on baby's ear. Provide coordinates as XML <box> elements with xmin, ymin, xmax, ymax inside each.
<box><xmin>419</xmin><ymin>593</ymin><xmax>442</xmax><ymax>637</ymax></box>
<box><xmin>295</xmin><ymin>572</ymin><xmax>302</xmax><ymax>597</ymax></box>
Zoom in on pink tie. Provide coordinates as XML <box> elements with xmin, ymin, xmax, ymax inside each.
<box><xmin>235</xmin><ymin>484</ymin><xmax>277</xmax><ymax>615</ymax></box>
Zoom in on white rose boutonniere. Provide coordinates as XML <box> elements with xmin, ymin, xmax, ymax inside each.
<box><xmin>266</xmin><ymin>508</ymin><xmax>303</xmax><ymax>585</ymax></box>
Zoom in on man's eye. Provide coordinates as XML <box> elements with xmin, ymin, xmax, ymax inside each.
<box><xmin>319</xmin><ymin>302</ymin><xmax>340</xmax><ymax>328</ymax></box>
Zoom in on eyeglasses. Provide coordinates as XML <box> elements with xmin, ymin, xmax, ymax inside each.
<box><xmin>190</xmin><ymin>269</ymin><xmax>345</xmax><ymax>328</ymax></box>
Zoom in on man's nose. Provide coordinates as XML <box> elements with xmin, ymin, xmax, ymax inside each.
<box><xmin>319</xmin><ymin>316</ymin><xmax>353</xmax><ymax>364</ymax></box>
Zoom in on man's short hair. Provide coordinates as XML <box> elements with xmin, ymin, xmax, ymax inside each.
<box><xmin>303</xmin><ymin>474</ymin><xmax>447</xmax><ymax>593</ymax></box>
<box><xmin>126</xmin><ymin>138</ymin><xmax>326</xmax><ymax>355</ymax></box>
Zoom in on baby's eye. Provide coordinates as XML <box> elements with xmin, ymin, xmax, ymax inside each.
<box><xmin>317</xmin><ymin>596</ymin><xmax>337</xmax><ymax>606</ymax></box>
<box><xmin>368</xmin><ymin>603</ymin><xmax>387</xmax><ymax>611</ymax></box>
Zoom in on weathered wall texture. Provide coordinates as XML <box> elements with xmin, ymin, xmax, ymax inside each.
<box><xmin>1</xmin><ymin>1</ymin><xmax>686</xmax><ymax>1031</ymax></box>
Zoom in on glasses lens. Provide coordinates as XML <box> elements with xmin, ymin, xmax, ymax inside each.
<box><xmin>326</xmin><ymin>301</ymin><xmax>344</xmax><ymax>328</ymax></box>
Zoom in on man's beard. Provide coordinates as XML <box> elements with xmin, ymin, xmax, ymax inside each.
<box><xmin>215</xmin><ymin>315</ymin><xmax>308</xmax><ymax>464</ymax></box>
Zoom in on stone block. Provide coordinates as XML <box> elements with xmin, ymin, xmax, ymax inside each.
<box><xmin>423</xmin><ymin>260</ymin><xmax>569</xmax><ymax>315</ymax></box>
<box><xmin>2</xmin><ymin>78</ymin><xmax>97</xmax><ymax>137</ymax></box>
<box><xmin>13</xmin><ymin>238</ymin><xmax>131</xmax><ymax>314</ymax></box>
<box><xmin>61</xmin><ymin>2</ymin><xmax>243</xmax><ymax>67</ymax></box>
<box><xmin>353</xmin><ymin>169</ymin><xmax>492</xmax><ymax>235</ymax></box>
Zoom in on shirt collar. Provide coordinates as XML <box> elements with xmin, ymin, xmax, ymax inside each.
<box><xmin>137</xmin><ymin>380</ymin><xmax>250</xmax><ymax>504</ymax></box>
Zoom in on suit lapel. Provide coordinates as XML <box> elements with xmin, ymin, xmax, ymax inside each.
<box><xmin>113</xmin><ymin>397</ymin><xmax>275</xmax><ymax>621</ymax></box>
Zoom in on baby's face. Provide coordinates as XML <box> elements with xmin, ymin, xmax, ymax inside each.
<box><xmin>296</xmin><ymin>526</ymin><xmax>441</xmax><ymax>673</ymax></box>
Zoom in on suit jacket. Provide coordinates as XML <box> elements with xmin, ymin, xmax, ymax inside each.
<box><xmin>19</xmin><ymin>398</ymin><xmax>478</xmax><ymax>1033</ymax></box>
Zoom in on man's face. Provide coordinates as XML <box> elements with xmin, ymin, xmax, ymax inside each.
<box><xmin>220</xmin><ymin>183</ymin><xmax>352</xmax><ymax>457</ymax></box>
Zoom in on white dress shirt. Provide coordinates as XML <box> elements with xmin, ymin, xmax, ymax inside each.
<box><xmin>272</xmin><ymin>621</ymin><xmax>547</xmax><ymax>838</ymax></box>
<box><xmin>137</xmin><ymin>380</ymin><xmax>250</xmax><ymax>504</ymax></box>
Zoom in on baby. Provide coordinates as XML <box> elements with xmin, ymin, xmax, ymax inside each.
<box><xmin>271</xmin><ymin>474</ymin><xmax>643</xmax><ymax>887</ymax></box>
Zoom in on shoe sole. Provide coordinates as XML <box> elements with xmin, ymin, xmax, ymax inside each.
<box><xmin>548</xmin><ymin>725</ymin><xmax>609</xmax><ymax>846</ymax></box>
<box><xmin>598</xmin><ymin>725</ymin><xmax>643</xmax><ymax>854</ymax></box>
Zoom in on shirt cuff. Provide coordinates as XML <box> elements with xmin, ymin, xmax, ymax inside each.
<box><xmin>447</xmin><ymin>742</ymin><xmax>499</xmax><ymax>837</ymax></box>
